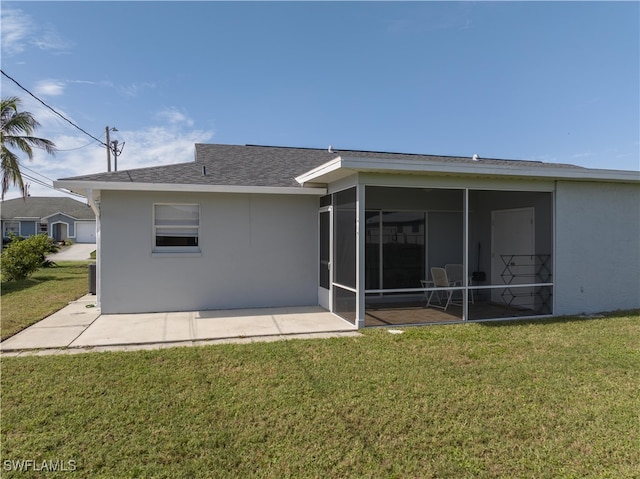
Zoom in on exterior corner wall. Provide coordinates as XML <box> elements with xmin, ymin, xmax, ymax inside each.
<box><xmin>99</xmin><ymin>190</ymin><xmax>319</xmax><ymax>314</ymax></box>
<box><xmin>555</xmin><ymin>181</ymin><xmax>640</xmax><ymax>315</ymax></box>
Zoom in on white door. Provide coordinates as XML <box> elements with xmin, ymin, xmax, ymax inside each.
<box><xmin>75</xmin><ymin>221</ymin><xmax>96</xmax><ymax>243</ymax></box>
<box><xmin>491</xmin><ymin>208</ymin><xmax>535</xmax><ymax>308</ymax></box>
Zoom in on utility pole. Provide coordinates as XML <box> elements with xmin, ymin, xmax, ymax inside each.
<box><xmin>111</xmin><ymin>139</ymin><xmax>125</xmax><ymax>171</ymax></box>
<box><xmin>105</xmin><ymin>126</ymin><xmax>118</xmax><ymax>172</ymax></box>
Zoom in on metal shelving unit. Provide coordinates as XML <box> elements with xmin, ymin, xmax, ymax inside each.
<box><xmin>499</xmin><ymin>254</ymin><xmax>552</xmax><ymax>314</ymax></box>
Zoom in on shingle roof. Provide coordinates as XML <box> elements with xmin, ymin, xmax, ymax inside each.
<box><xmin>58</xmin><ymin>143</ymin><xmax>583</xmax><ymax>188</ymax></box>
<box><xmin>1</xmin><ymin>196</ymin><xmax>95</xmax><ymax>220</ymax></box>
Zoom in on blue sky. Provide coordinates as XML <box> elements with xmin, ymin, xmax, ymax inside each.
<box><xmin>1</xmin><ymin>1</ymin><xmax>638</xmax><ymax>199</ymax></box>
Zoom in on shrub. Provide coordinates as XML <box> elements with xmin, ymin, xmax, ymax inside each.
<box><xmin>1</xmin><ymin>234</ymin><xmax>60</xmax><ymax>281</ymax></box>
<box><xmin>2</xmin><ymin>232</ymin><xmax>23</xmax><ymax>247</ymax></box>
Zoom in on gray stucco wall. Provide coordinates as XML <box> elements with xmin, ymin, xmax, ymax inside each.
<box><xmin>555</xmin><ymin>181</ymin><xmax>640</xmax><ymax>315</ymax></box>
<box><xmin>99</xmin><ymin>190</ymin><xmax>319</xmax><ymax>314</ymax></box>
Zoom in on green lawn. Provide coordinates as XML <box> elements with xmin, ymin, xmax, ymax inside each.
<box><xmin>1</xmin><ymin>261</ymin><xmax>90</xmax><ymax>341</ymax></box>
<box><xmin>2</xmin><ymin>312</ymin><xmax>639</xmax><ymax>478</ymax></box>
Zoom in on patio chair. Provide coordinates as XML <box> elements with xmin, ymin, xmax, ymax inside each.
<box><xmin>420</xmin><ymin>279</ymin><xmax>433</xmax><ymax>304</ymax></box>
<box><xmin>445</xmin><ymin>263</ymin><xmax>474</xmax><ymax>304</ymax></box>
<box><xmin>425</xmin><ymin>267</ymin><xmax>462</xmax><ymax>311</ymax></box>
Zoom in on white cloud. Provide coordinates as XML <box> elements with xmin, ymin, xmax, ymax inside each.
<box><xmin>1</xmin><ymin>94</ymin><xmax>214</xmax><ymax>199</ymax></box>
<box><xmin>34</xmin><ymin>79</ymin><xmax>66</xmax><ymax>96</ymax></box>
<box><xmin>7</xmin><ymin>127</ymin><xmax>209</xmax><ymax>200</ymax></box>
<box><xmin>31</xmin><ymin>123</ymin><xmax>212</xmax><ymax>183</ymax></box>
<box><xmin>31</xmin><ymin>27</ymin><xmax>72</xmax><ymax>53</ymax></box>
<box><xmin>112</xmin><ymin>126</ymin><xmax>212</xmax><ymax>171</ymax></box>
<box><xmin>155</xmin><ymin>107</ymin><xmax>195</xmax><ymax>127</ymax></box>
<box><xmin>0</xmin><ymin>8</ymin><xmax>71</xmax><ymax>57</ymax></box>
<box><xmin>0</xmin><ymin>8</ymin><xmax>33</xmax><ymax>55</ymax></box>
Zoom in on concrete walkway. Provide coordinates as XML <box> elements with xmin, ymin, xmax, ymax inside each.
<box><xmin>47</xmin><ymin>243</ymin><xmax>96</xmax><ymax>261</ymax></box>
<box><xmin>0</xmin><ymin>295</ymin><xmax>360</xmax><ymax>357</ymax></box>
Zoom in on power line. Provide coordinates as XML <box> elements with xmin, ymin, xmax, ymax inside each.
<box><xmin>22</xmin><ymin>173</ymin><xmax>86</xmax><ymax>200</ymax></box>
<box><xmin>20</xmin><ymin>164</ymin><xmax>55</xmax><ymax>183</ymax></box>
<box><xmin>55</xmin><ymin>138</ymin><xmax>101</xmax><ymax>151</ymax></box>
<box><xmin>22</xmin><ymin>173</ymin><xmax>55</xmax><ymax>190</ymax></box>
<box><xmin>21</xmin><ymin>165</ymin><xmax>87</xmax><ymax>200</ymax></box>
<box><xmin>1</xmin><ymin>69</ymin><xmax>109</xmax><ymax>149</ymax></box>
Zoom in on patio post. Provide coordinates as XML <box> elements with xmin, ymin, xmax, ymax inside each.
<box><xmin>356</xmin><ymin>183</ymin><xmax>366</xmax><ymax>328</ymax></box>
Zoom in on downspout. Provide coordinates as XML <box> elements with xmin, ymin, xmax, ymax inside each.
<box><xmin>86</xmin><ymin>189</ymin><xmax>101</xmax><ymax>309</ymax></box>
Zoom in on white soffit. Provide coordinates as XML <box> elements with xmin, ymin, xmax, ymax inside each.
<box><xmin>296</xmin><ymin>155</ymin><xmax>640</xmax><ymax>185</ymax></box>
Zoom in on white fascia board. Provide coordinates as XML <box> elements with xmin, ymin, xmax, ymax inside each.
<box><xmin>53</xmin><ymin>180</ymin><xmax>327</xmax><ymax>197</ymax></box>
<box><xmin>295</xmin><ymin>157</ymin><xmax>345</xmax><ymax>185</ymax></box>
<box><xmin>542</xmin><ymin>167</ymin><xmax>640</xmax><ymax>183</ymax></box>
<box><xmin>335</xmin><ymin>156</ymin><xmax>640</xmax><ymax>183</ymax></box>
<box><xmin>40</xmin><ymin>211</ymin><xmax>78</xmax><ymax>221</ymax></box>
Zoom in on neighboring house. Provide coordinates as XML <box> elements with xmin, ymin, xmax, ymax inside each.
<box><xmin>55</xmin><ymin>144</ymin><xmax>640</xmax><ymax>327</ymax></box>
<box><xmin>1</xmin><ymin>196</ymin><xmax>97</xmax><ymax>243</ymax></box>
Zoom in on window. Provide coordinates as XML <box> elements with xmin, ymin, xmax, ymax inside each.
<box><xmin>153</xmin><ymin>204</ymin><xmax>200</xmax><ymax>251</ymax></box>
<box><xmin>39</xmin><ymin>222</ymin><xmax>48</xmax><ymax>234</ymax></box>
<box><xmin>3</xmin><ymin>221</ymin><xmax>19</xmax><ymax>236</ymax></box>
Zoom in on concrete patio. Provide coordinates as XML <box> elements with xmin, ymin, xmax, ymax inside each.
<box><xmin>0</xmin><ymin>295</ymin><xmax>360</xmax><ymax>356</ymax></box>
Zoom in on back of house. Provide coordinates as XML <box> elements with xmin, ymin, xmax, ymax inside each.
<box><xmin>54</xmin><ymin>143</ymin><xmax>640</xmax><ymax>326</ymax></box>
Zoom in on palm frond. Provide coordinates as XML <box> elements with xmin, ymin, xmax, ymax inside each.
<box><xmin>2</xmin><ymin>135</ymin><xmax>56</xmax><ymax>158</ymax></box>
<box><xmin>1</xmin><ymin>96</ymin><xmax>56</xmax><ymax>199</ymax></box>
<box><xmin>1</xmin><ymin>146</ymin><xmax>25</xmax><ymax>199</ymax></box>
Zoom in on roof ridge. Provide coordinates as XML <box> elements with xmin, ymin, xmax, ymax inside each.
<box><xmin>241</xmin><ymin>143</ymin><xmax>549</xmax><ymax>164</ymax></box>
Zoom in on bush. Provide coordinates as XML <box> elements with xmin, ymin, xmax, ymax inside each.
<box><xmin>2</xmin><ymin>232</ymin><xmax>23</xmax><ymax>247</ymax></box>
<box><xmin>1</xmin><ymin>234</ymin><xmax>60</xmax><ymax>281</ymax></box>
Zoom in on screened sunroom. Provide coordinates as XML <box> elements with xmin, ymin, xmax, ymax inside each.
<box><xmin>363</xmin><ymin>185</ymin><xmax>552</xmax><ymax>326</ymax></box>
<box><xmin>313</xmin><ymin>171</ymin><xmax>555</xmax><ymax>328</ymax></box>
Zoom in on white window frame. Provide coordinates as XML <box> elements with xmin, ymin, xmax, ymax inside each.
<box><xmin>152</xmin><ymin>203</ymin><xmax>201</xmax><ymax>253</ymax></box>
<box><xmin>4</xmin><ymin>220</ymin><xmax>19</xmax><ymax>236</ymax></box>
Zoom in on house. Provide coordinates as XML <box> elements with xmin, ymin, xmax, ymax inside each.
<box><xmin>1</xmin><ymin>196</ymin><xmax>96</xmax><ymax>243</ymax></box>
<box><xmin>54</xmin><ymin>144</ymin><xmax>640</xmax><ymax>327</ymax></box>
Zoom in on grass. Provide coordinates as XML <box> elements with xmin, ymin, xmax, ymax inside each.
<box><xmin>1</xmin><ymin>261</ymin><xmax>90</xmax><ymax>341</ymax></box>
<box><xmin>2</xmin><ymin>311</ymin><xmax>639</xmax><ymax>478</ymax></box>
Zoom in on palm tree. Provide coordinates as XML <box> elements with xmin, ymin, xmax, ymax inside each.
<box><xmin>1</xmin><ymin>96</ymin><xmax>56</xmax><ymax>199</ymax></box>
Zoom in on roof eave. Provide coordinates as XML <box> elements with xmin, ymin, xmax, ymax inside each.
<box><xmin>295</xmin><ymin>157</ymin><xmax>349</xmax><ymax>185</ymax></box>
<box><xmin>53</xmin><ymin>180</ymin><xmax>327</xmax><ymax>197</ymax></box>
<box><xmin>296</xmin><ymin>156</ymin><xmax>640</xmax><ymax>184</ymax></box>
<box><xmin>41</xmin><ymin>211</ymin><xmax>79</xmax><ymax>221</ymax></box>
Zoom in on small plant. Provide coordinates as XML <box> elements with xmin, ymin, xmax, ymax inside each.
<box><xmin>1</xmin><ymin>234</ymin><xmax>59</xmax><ymax>281</ymax></box>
